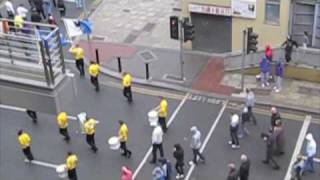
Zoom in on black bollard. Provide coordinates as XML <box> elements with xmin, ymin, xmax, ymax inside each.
<box><xmin>145</xmin><ymin>63</ymin><xmax>150</xmax><ymax>80</ymax></box>
<box><xmin>95</xmin><ymin>49</ymin><xmax>100</xmax><ymax>64</ymax></box>
<box><xmin>117</xmin><ymin>57</ymin><xmax>122</xmax><ymax>73</ymax></box>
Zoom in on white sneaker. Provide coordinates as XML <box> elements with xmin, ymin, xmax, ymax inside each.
<box><xmin>176</xmin><ymin>174</ymin><xmax>181</xmax><ymax>179</ymax></box>
<box><xmin>24</xmin><ymin>159</ymin><xmax>31</xmax><ymax>163</ymax></box>
<box><xmin>262</xmin><ymin>84</ymin><xmax>265</xmax><ymax>88</ymax></box>
<box><xmin>266</xmin><ymin>82</ymin><xmax>270</xmax><ymax>86</ymax></box>
<box><xmin>232</xmin><ymin>145</ymin><xmax>240</xmax><ymax>149</ymax></box>
<box><xmin>275</xmin><ymin>89</ymin><xmax>280</xmax><ymax>93</ymax></box>
<box><xmin>273</xmin><ymin>86</ymin><xmax>277</xmax><ymax>90</ymax></box>
<box><xmin>228</xmin><ymin>141</ymin><xmax>232</xmax><ymax>145</ymax></box>
<box><xmin>189</xmin><ymin>161</ymin><xmax>194</xmax><ymax>166</ymax></box>
<box><xmin>180</xmin><ymin>174</ymin><xmax>184</xmax><ymax>179</ymax></box>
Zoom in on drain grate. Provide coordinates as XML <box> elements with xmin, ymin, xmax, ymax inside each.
<box><xmin>142</xmin><ymin>23</ymin><xmax>156</xmax><ymax>32</ymax></box>
<box><xmin>138</xmin><ymin>50</ymin><xmax>158</xmax><ymax>63</ymax></box>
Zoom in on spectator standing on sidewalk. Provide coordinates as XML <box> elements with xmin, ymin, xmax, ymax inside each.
<box><xmin>66</xmin><ymin>151</ymin><xmax>78</xmax><ymax>180</ymax></box>
<box><xmin>75</xmin><ymin>0</ymin><xmax>83</xmax><ymax>8</ymax></box>
<box><xmin>229</xmin><ymin>113</ymin><xmax>240</xmax><ymax>149</ymax></box>
<box><xmin>16</xmin><ymin>4</ymin><xmax>28</xmax><ymax>20</ymax></box>
<box><xmin>158</xmin><ymin>97</ymin><xmax>168</xmax><ymax>133</ymax></box>
<box><xmin>227</xmin><ymin>163</ymin><xmax>238</xmax><ymax>180</ymax></box>
<box><xmin>270</xmin><ymin>107</ymin><xmax>281</xmax><ymax>130</ymax></box>
<box><xmin>122</xmin><ymin>72</ymin><xmax>133</xmax><ymax>103</ymax></box>
<box><xmin>84</xmin><ymin>117</ymin><xmax>99</xmax><ymax>152</ymax></box>
<box><xmin>260</xmin><ymin>56</ymin><xmax>270</xmax><ymax>88</ymax></box>
<box><xmin>118</xmin><ymin>120</ymin><xmax>132</xmax><ymax>158</ymax></box>
<box><xmin>56</xmin><ymin>112</ymin><xmax>70</xmax><ymax>142</ymax></box>
<box><xmin>88</xmin><ymin>61</ymin><xmax>100</xmax><ymax>91</ymax></box>
<box><xmin>173</xmin><ymin>143</ymin><xmax>185</xmax><ymax>179</ymax></box>
<box><xmin>33</xmin><ymin>0</ymin><xmax>46</xmax><ymax>19</ymax></box>
<box><xmin>69</xmin><ymin>44</ymin><xmax>85</xmax><ymax>76</ymax></box>
<box><xmin>245</xmin><ymin>88</ymin><xmax>257</xmax><ymax>125</ymax></box>
<box><xmin>57</xmin><ymin>0</ymin><xmax>66</xmax><ymax>17</ymax></box>
<box><xmin>303</xmin><ymin>31</ymin><xmax>309</xmax><ymax>49</ymax></box>
<box><xmin>282</xmin><ymin>35</ymin><xmax>298</xmax><ymax>63</ymax></box>
<box><xmin>265</xmin><ymin>44</ymin><xmax>273</xmax><ymax>62</ymax></box>
<box><xmin>239</xmin><ymin>154</ymin><xmax>250</xmax><ymax>180</ymax></box>
<box><xmin>121</xmin><ymin>166</ymin><xmax>133</xmax><ymax>180</ymax></box>
<box><xmin>30</xmin><ymin>8</ymin><xmax>42</xmax><ymax>27</ymax></box>
<box><xmin>26</xmin><ymin>110</ymin><xmax>38</xmax><ymax>124</ymax></box>
<box><xmin>150</xmin><ymin>125</ymin><xmax>164</xmax><ymax>164</ymax></box>
<box><xmin>274</xmin><ymin>61</ymin><xmax>284</xmax><ymax>93</ymax></box>
<box><xmin>5</xmin><ymin>0</ymin><xmax>15</xmax><ymax>17</ymax></box>
<box><xmin>238</xmin><ymin>107</ymin><xmax>250</xmax><ymax>138</ymax></box>
<box><xmin>189</xmin><ymin>126</ymin><xmax>205</xmax><ymax>165</ymax></box>
<box><xmin>303</xmin><ymin>133</ymin><xmax>317</xmax><ymax>174</ymax></box>
<box><xmin>17</xmin><ymin>130</ymin><xmax>34</xmax><ymax>162</ymax></box>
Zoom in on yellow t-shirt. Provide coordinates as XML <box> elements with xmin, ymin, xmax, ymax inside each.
<box><xmin>88</xmin><ymin>64</ymin><xmax>100</xmax><ymax>77</ymax></box>
<box><xmin>118</xmin><ymin>124</ymin><xmax>128</xmax><ymax>142</ymax></box>
<box><xmin>69</xmin><ymin>47</ymin><xmax>84</xmax><ymax>60</ymax></box>
<box><xmin>14</xmin><ymin>15</ymin><xmax>24</xmax><ymax>29</ymax></box>
<box><xmin>84</xmin><ymin>119</ymin><xmax>97</xmax><ymax>135</ymax></box>
<box><xmin>158</xmin><ymin>99</ymin><xmax>168</xmax><ymax>118</ymax></box>
<box><xmin>18</xmin><ymin>133</ymin><xmax>31</xmax><ymax>149</ymax></box>
<box><xmin>57</xmin><ymin>112</ymin><xmax>68</xmax><ymax>129</ymax></box>
<box><xmin>66</xmin><ymin>154</ymin><xmax>78</xmax><ymax>170</ymax></box>
<box><xmin>122</xmin><ymin>74</ymin><xmax>132</xmax><ymax>87</ymax></box>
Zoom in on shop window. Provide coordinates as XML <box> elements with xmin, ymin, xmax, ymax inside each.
<box><xmin>265</xmin><ymin>0</ymin><xmax>280</xmax><ymax>25</ymax></box>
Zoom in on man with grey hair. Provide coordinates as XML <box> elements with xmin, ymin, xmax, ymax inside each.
<box><xmin>189</xmin><ymin>126</ymin><xmax>205</xmax><ymax>165</ymax></box>
<box><xmin>239</xmin><ymin>154</ymin><xmax>250</xmax><ymax>180</ymax></box>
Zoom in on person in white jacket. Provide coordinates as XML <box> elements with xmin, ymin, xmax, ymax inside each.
<box><xmin>303</xmin><ymin>133</ymin><xmax>317</xmax><ymax>173</ymax></box>
<box><xmin>150</xmin><ymin>125</ymin><xmax>164</xmax><ymax>164</ymax></box>
<box><xmin>189</xmin><ymin>126</ymin><xmax>205</xmax><ymax>165</ymax></box>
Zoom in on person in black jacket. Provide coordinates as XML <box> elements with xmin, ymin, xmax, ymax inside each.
<box><xmin>173</xmin><ymin>144</ymin><xmax>184</xmax><ymax>179</ymax></box>
<box><xmin>270</xmin><ymin>107</ymin><xmax>281</xmax><ymax>130</ymax></box>
<box><xmin>239</xmin><ymin>154</ymin><xmax>250</xmax><ymax>180</ymax></box>
<box><xmin>33</xmin><ymin>0</ymin><xmax>46</xmax><ymax>19</ymax></box>
<box><xmin>30</xmin><ymin>8</ymin><xmax>41</xmax><ymax>29</ymax></box>
<box><xmin>227</xmin><ymin>163</ymin><xmax>238</xmax><ymax>180</ymax></box>
<box><xmin>281</xmin><ymin>35</ymin><xmax>298</xmax><ymax>63</ymax></box>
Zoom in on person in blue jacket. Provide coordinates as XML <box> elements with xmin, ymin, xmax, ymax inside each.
<box><xmin>274</xmin><ymin>61</ymin><xmax>284</xmax><ymax>92</ymax></box>
<box><xmin>260</xmin><ymin>57</ymin><xmax>270</xmax><ymax>87</ymax></box>
<box><xmin>152</xmin><ymin>166</ymin><xmax>165</xmax><ymax>180</ymax></box>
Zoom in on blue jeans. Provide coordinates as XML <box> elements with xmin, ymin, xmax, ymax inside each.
<box><xmin>304</xmin><ymin>156</ymin><xmax>315</xmax><ymax>172</ymax></box>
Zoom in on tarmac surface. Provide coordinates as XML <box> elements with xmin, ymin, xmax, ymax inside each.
<box><xmin>1</xmin><ymin>67</ymin><xmax>319</xmax><ymax>180</ymax></box>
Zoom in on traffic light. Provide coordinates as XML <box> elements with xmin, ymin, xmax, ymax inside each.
<box><xmin>183</xmin><ymin>22</ymin><xmax>195</xmax><ymax>42</ymax></box>
<box><xmin>170</xmin><ymin>16</ymin><xmax>179</xmax><ymax>40</ymax></box>
<box><xmin>246</xmin><ymin>27</ymin><xmax>258</xmax><ymax>54</ymax></box>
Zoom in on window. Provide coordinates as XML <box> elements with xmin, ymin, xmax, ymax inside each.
<box><xmin>265</xmin><ymin>0</ymin><xmax>280</xmax><ymax>25</ymax></box>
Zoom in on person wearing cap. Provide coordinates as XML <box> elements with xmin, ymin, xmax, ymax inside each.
<box><xmin>228</xmin><ymin>113</ymin><xmax>240</xmax><ymax>149</ymax></box>
<box><xmin>239</xmin><ymin>154</ymin><xmax>250</xmax><ymax>180</ymax></box>
<box><xmin>303</xmin><ymin>133</ymin><xmax>317</xmax><ymax>173</ymax></box>
<box><xmin>122</xmin><ymin>72</ymin><xmax>133</xmax><ymax>103</ymax></box>
<box><xmin>238</xmin><ymin>107</ymin><xmax>250</xmax><ymax>138</ymax></box>
<box><xmin>88</xmin><ymin>61</ymin><xmax>100</xmax><ymax>91</ymax></box>
<box><xmin>66</xmin><ymin>151</ymin><xmax>78</xmax><ymax>180</ymax></box>
<box><xmin>245</xmin><ymin>88</ymin><xmax>257</xmax><ymax>125</ymax></box>
<box><xmin>121</xmin><ymin>166</ymin><xmax>133</xmax><ymax>180</ymax></box>
<box><xmin>158</xmin><ymin>97</ymin><xmax>168</xmax><ymax>133</ymax></box>
<box><xmin>227</xmin><ymin>163</ymin><xmax>239</xmax><ymax>180</ymax></box>
<box><xmin>150</xmin><ymin>125</ymin><xmax>164</xmax><ymax>164</ymax></box>
<box><xmin>118</xmin><ymin>120</ymin><xmax>132</xmax><ymax>158</ymax></box>
<box><xmin>17</xmin><ymin>130</ymin><xmax>34</xmax><ymax>162</ymax></box>
<box><xmin>270</xmin><ymin>107</ymin><xmax>281</xmax><ymax>130</ymax></box>
<box><xmin>84</xmin><ymin>118</ymin><xmax>98</xmax><ymax>152</ymax></box>
<box><xmin>189</xmin><ymin>126</ymin><xmax>205</xmax><ymax>165</ymax></box>
<box><xmin>69</xmin><ymin>44</ymin><xmax>85</xmax><ymax>76</ymax></box>
<box><xmin>57</xmin><ymin>112</ymin><xmax>70</xmax><ymax>142</ymax></box>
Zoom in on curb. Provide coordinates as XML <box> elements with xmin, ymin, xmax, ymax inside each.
<box><xmin>92</xmin><ymin>62</ymin><xmax>320</xmax><ymax>116</ymax></box>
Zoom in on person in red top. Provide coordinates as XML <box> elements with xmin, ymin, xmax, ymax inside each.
<box><xmin>265</xmin><ymin>44</ymin><xmax>273</xmax><ymax>62</ymax></box>
<box><xmin>121</xmin><ymin>166</ymin><xmax>133</xmax><ymax>180</ymax></box>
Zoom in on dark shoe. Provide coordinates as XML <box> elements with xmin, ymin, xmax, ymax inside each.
<box><xmin>121</xmin><ymin>153</ymin><xmax>126</xmax><ymax>157</ymax></box>
<box><xmin>149</xmin><ymin>160</ymin><xmax>156</xmax><ymax>164</ymax></box>
<box><xmin>262</xmin><ymin>160</ymin><xmax>269</xmax><ymax>164</ymax></box>
<box><xmin>273</xmin><ymin>166</ymin><xmax>280</xmax><ymax>170</ymax></box>
<box><xmin>32</xmin><ymin>119</ymin><xmax>38</xmax><ymax>124</ymax></box>
<box><xmin>127</xmin><ymin>151</ymin><xmax>132</xmax><ymax>158</ymax></box>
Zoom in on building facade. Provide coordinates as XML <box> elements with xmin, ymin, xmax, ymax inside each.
<box><xmin>182</xmin><ymin>0</ymin><xmax>291</xmax><ymax>53</ymax></box>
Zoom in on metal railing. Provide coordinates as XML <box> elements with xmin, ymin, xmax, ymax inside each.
<box><xmin>0</xmin><ymin>18</ymin><xmax>66</xmax><ymax>88</ymax></box>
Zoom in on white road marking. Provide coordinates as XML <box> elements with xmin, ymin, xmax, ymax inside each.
<box><xmin>184</xmin><ymin>101</ymin><xmax>228</xmax><ymax>180</ymax></box>
<box><xmin>284</xmin><ymin>115</ymin><xmax>312</xmax><ymax>180</ymax></box>
<box><xmin>30</xmin><ymin>160</ymin><xmax>59</xmax><ymax>169</ymax></box>
<box><xmin>132</xmin><ymin>93</ymin><xmax>190</xmax><ymax>180</ymax></box>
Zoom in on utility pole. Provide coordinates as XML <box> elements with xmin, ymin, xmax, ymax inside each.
<box><xmin>82</xmin><ymin>0</ymin><xmax>88</xmax><ymax>18</ymax></box>
<box><xmin>179</xmin><ymin>19</ymin><xmax>184</xmax><ymax>80</ymax></box>
<box><xmin>241</xmin><ymin>29</ymin><xmax>246</xmax><ymax>90</ymax></box>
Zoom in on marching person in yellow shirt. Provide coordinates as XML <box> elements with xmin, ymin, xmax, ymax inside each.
<box><xmin>158</xmin><ymin>97</ymin><xmax>168</xmax><ymax>133</ymax></box>
<box><xmin>118</xmin><ymin>120</ymin><xmax>132</xmax><ymax>158</ymax></box>
<box><xmin>122</xmin><ymin>72</ymin><xmax>133</xmax><ymax>103</ymax></box>
<box><xmin>69</xmin><ymin>44</ymin><xmax>85</xmax><ymax>76</ymax></box>
<box><xmin>17</xmin><ymin>129</ymin><xmax>34</xmax><ymax>162</ymax></box>
<box><xmin>57</xmin><ymin>112</ymin><xmax>70</xmax><ymax>142</ymax></box>
<box><xmin>88</xmin><ymin>61</ymin><xmax>100</xmax><ymax>91</ymax></box>
<box><xmin>84</xmin><ymin>117</ymin><xmax>99</xmax><ymax>152</ymax></box>
<box><xmin>66</xmin><ymin>151</ymin><xmax>78</xmax><ymax>180</ymax></box>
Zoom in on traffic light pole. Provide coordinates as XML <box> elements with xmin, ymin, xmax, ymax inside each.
<box><xmin>179</xmin><ymin>20</ymin><xmax>185</xmax><ymax>81</ymax></box>
<box><xmin>241</xmin><ymin>29</ymin><xmax>247</xmax><ymax>90</ymax></box>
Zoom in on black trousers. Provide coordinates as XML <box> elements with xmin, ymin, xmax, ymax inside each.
<box><xmin>192</xmin><ymin>148</ymin><xmax>205</xmax><ymax>163</ymax></box>
<box><xmin>52</xmin><ymin>0</ymin><xmax>57</xmax><ymax>7</ymax></box>
<box><xmin>90</xmin><ymin>76</ymin><xmax>99</xmax><ymax>91</ymax></box>
<box><xmin>86</xmin><ymin>134</ymin><xmax>97</xmax><ymax>151</ymax></box>
<box><xmin>230</xmin><ymin>126</ymin><xmax>239</xmax><ymax>145</ymax></box>
<box><xmin>158</xmin><ymin>116</ymin><xmax>167</xmax><ymax>132</ymax></box>
<box><xmin>59</xmin><ymin>128</ymin><xmax>70</xmax><ymax>140</ymax></box>
<box><xmin>22</xmin><ymin>146</ymin><xmax>34</xmax><ymax>161</ymax></box>
<box><xmin>26</xmin><ymin>110</ymin><xmax>37</xmax><ymax>122</ymax></box>
<box><xmin>247</xmin><ymin>106</ymin><xmax>257</xmax><ymax>125</ymax></box>
<box><xmin>123</xmin><ymin>86</ymin><xmax>132</xmax><ymax>102</ymax></box>
<box><xmin>120</xmin><ymin>141</ymin><xmax>131</xmax><ymax>156</ymax></box>
<box><xmin>265</xmin><ymin>148</ymin><xmax>279</xmax><ymax>168</ymax></box>
<box><xmin>285</xmin><ymin>52</ymin><xmax>292</xmax><ymax>63</ymax></box>
<box><xmin>36</xmin><ymin>7</ymin><xmax>46</xmax><ymax>19</ymax></box>
<box><xmin>151</xmin><ymin>143</ymin><xmax>164</xmax><ymax>163</ymax></box>
<box><xmin>68</xmin><ymin>168</ymin><xmax>78</xmax><ymax>180</ymax></box>
<box><xmin>75</xmin><ymin>59</ymin><xmax>85</xmax><ymax>76</ymax></box>
<box><xmin>175</xmin><ymin>162</ymin><xmax>184</xmax><ymax>175</ymax></box>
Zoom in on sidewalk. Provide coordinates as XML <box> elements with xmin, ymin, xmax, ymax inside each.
<box><xmin>79</xmin><ymin>40</ymin><xmax>320</xmax><ymax>114</ymax></box>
